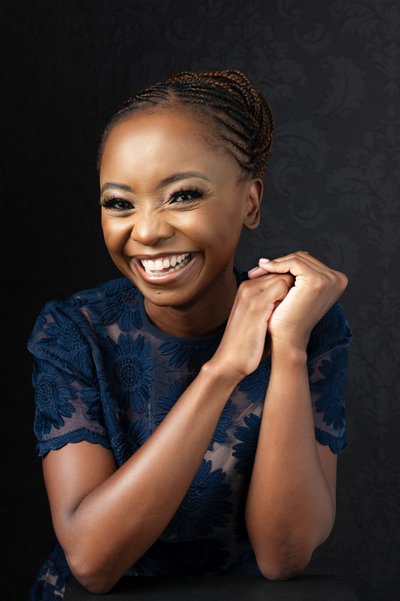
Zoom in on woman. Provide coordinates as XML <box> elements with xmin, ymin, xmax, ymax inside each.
<box><xmin>28</xmin><ymin>70</ymin><xmax>351</xmax><ymax>600</ymax></box>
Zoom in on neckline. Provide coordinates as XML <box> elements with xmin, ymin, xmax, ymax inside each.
<box><xmin>136</xmin><ymin>267</ymin><xmax>247</xmax><ymax>345</ymax></box>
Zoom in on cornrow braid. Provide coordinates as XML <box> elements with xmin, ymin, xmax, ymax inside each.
<box><xmin>98</xmin><ymin>70</ymin><xmax>274</xmax><ymax>178</ymax></box>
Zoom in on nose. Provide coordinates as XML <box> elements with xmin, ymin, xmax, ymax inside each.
<box><xmin>130</xmin><ymin>209</ymin><xmax>175</xmax><ymax>246</ymax></box>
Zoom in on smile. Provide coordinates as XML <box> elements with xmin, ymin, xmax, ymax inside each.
<box><xmin>139</xmin><ymin>253</ymin><xmax>192</xmax><ymax>277</ymax></box>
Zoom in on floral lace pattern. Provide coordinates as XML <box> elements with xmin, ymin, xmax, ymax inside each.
<box><xmin>28</xmin><ymin>275</ymin><xmax>351</xmax><ymax>599</ymax></box>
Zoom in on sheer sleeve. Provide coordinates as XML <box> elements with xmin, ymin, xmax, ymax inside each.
<box><xmin>307</xmin><ymin>302</ymin><xmax>352</xmax><ymax>454</ymax></box>
<box><xmin>28</xmin><ymin>300</ymin><xmax>110</xmax><ymax>457</ymax></box>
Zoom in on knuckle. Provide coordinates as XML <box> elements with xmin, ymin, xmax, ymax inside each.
<box><xmin>312</xmin><ymin>276</ymin><xmax>325</xmax><ymax>292</ymax></box>
<box><xmin>272</xmin><ymin>279</ymin><xmax>290</xmax><ymax>296</ymax></box>
<box><xmin>237</xmin><ymin>281</ymin><xmax>253</xmax><ymax>300</ymax></box>
<box><xmin>338</xmin><ymin>271</ymin><xmax>348</xmax><ymax>286</ymax></box>
<box><xmin>237</xmin><ymin>281</ymin><xmax>262</xmax><ymax>308</ymax></box>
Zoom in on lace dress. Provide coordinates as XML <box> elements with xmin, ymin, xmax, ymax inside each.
<box><xmin>28</xmin><ymin>273</ymin><xmax>352</xmax><ymax>600</ymax></box>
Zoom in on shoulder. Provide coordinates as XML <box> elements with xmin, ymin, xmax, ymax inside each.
<box><xmin>62</xmin><ymin>277</ymin><xmax>139</xmax><ymax>313</ymax></box>
<box><xmin>28</xmin><ymin>278</ymin><xmax>143</xmax><ymax>352</ymax></box>
<box><xmin>307</xmin><ymin>302</ymin><xmax>352</xmax><ymax>359</ymax></box>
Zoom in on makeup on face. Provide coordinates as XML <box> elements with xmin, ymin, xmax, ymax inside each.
<box><xmin>99</xmin><ymin>110</ymin><xmax>260</xmax><ymax>334</ymax></box>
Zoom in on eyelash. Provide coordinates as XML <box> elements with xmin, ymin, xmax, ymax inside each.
<box><xmin>100</xmin><ymin>188</ymin><xmax>206</xmax><ymax>211</ymax></box>
<box><xmin>170</xmin><ymin>188</ymin><xmax>205</xmax><ymax>203</ymax></box>
<box><xmin>100</xmin><ymin>198</ymin><xmax>133</xmax><ymax>211</ymax></box>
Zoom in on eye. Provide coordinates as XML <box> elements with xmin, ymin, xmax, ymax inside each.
<box><xmin>100</xmin><ymin>197</ymin><xmax>134</xmax><ymax>211</ymax></box>
<box><xmin>170</xmin><ymin>189</ymin><xmax>204</xmax><ymax>203</ymax></box>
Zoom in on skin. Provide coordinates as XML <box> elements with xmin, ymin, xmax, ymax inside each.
<box><xmin>42</xmin><ymin>108</ymin><xmax>348</xmax><ymax>593</ymax></box>
<box><xmin>99</xmin><ymin>109</ymin><xmax>263</xmax><ymax>337</ymax></box>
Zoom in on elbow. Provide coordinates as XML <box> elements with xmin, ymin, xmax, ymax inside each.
<box><xmin>255</xmin><ymin>544</ymin><xmax>313</xmax><ymax>582</ymax></box>
<box><xmin>248</xmin><ymin>515</ymin><xmax>334</xmax><ymax>581</ymax></box>
<box><xmin>66</xmin><ymin>551</ymin><xmax>118</xmax><ymax>594</ymax></box>
<box><xmin>257</xmin><ymin>557</ymin><xmax>310</xmax><ymax>581</ymax></box>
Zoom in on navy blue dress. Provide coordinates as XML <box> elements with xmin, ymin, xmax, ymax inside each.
<box><xmin>28</xmin><ymin>274</ymin><xmax>352</xmax><ymax>600</ymax></box>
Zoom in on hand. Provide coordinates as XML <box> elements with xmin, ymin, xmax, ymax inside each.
<box><xmin>248</xmin><ymin>251</ymin><xmax>348</xmax><ymax>349</ymax></box>
<box><xmin>209</xmin><ymin>272</ymin><xmax>294</xmax><ymax>381</ymax></box>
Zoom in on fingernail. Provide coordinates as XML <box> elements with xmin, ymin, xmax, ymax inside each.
<box><xmin>259</xmin><ymin>258</ymin><xmax>270</xmax><ymax>264</ymax></box>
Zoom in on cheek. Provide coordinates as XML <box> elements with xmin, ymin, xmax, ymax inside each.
<box><xmin>174</xmin><ymin>212</ymin><xmax>221</xmax><ymax>247</ymax></box>
<box><xmin>205</xmin><ymin>204</ymin><xmax>244</xmax><ymax>246</ymax></box>
<box><xmin>101</xmin><ymin>217</ymin><xmax>131</xmax><ymax>252</ymax></box>
<box><xmin>189</xmin><ymin>217</ymin><xmax>242</xmax><ymax>252</ymax></box>
<box><xmin>184</xmin><ymin>194</ymin><xmax>244</xmax><ymax>237</ymax></box>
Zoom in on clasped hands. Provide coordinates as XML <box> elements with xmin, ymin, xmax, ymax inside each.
<box><xmin>210</xmin><ymin>251</ymin><xmax>348</xmax><ymax>381</ymax></box>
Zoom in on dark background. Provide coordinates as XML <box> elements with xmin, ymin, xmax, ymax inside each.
<box><xmin>2</xmin><ymin>1</ymin><xmax>400</xmax><ymax>600</ymax></box>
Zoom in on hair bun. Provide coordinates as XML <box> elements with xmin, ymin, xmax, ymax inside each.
<box><xmin>99</xmin><ymin>69</ymin><xmax>274</xmax><ymax>178</ymax></box>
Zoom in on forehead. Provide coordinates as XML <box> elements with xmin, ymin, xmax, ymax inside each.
<box><xmin>102</xmin><ymin>110</ymin><xmax>211</xmax><ymax>164</ymax></box>
<box><xmin>99</xmin><ymin>109</ymin><xmax>239</xmax><ymax>186</ymax></box>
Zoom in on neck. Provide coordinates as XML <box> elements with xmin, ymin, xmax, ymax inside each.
<box><xmin>143</xmin><ymin>269</ymin><xmax>238</xmax><ymax>338</ymax></box>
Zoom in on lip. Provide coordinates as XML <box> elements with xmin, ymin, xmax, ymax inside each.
<box><xmin>133</xmin><ymin>251</ymin><xmax>192</xmax><ymax>260</ymax></box>
<box><xmin>132</xmin><ymin>252</ymin><xmax>199</xmax><ymax>284</ymax></box>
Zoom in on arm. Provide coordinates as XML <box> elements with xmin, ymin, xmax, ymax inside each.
<box><xmin>245</xmin><ymin>252</ymin><xmax>348</xmax><ymax>579</ymax></box>
<box><xmin>43</xmin><ymin>272</ymin><xmax>294</xmax><ymax>593</ymax></box>
<box><xmin>44</xmin><ymin>365</ymin><xmax>237</xmax><ymax>593</ymax></box>
<box><xmin>245</xmin><ymin>343</ymin><xmax>337</xmax><ymax>579</ymax></box>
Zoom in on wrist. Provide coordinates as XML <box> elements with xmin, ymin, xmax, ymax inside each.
<box><xmin>201</xmin><ymin>359</ymin><xmax>242</xmax><ymax>390</ymax></box>
<box><xmin>269</xmin><ymin>338</ymin><xmax>308</xmax><ymax>365</ymax></box>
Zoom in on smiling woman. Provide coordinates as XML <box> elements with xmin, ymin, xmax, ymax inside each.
<box><xmin>27</xmin><ymin>70</ymin><xmax>352</xmax><ymax>600</ymax></box>
<box><xmin>98</xmin><ymin>107</ymin><xmax>263</xmax><ymax>334</ymax></box>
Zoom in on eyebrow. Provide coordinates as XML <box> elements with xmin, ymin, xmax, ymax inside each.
<box><xmin>100</xmin><ymin>171</ymin><xmax>211</xmax><ymax>195</ymax></box>
<box><xmin>158</xmin><ymin>171</ymin><xmax>211</xmax><ymax>188</ymax></box>
<box><xmin>100</xmin><ymin>182</ymin><xmax>133</xmax><ymax>194</ymax></box>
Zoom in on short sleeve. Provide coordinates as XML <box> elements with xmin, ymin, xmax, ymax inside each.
<box><xmin>307</xmin><ymin>302</ymin><xmax>352</xmax><ymax>454</ymax></box>
<box><xmin>28</xmin><ymin>300</ymin><xmax>111</xmax><ymax>457</ymax></box>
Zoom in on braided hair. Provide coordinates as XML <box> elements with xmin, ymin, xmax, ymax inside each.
<box><xmin>98</xmin><ymin>70</ymin><xmax>274</xmax><ymax>179</ymax></box>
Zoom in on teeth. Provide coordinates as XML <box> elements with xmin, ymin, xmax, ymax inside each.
<box><xmin>141</xmin><ymin>253</ymin><xmax>191</xmax><ymax>275</ymax></box>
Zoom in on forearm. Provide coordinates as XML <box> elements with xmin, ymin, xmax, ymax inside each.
<box><xmin>63</xmin><ymin>363</ymin><xmax>237</xmax><ymax>592</ymax></box>
<box><xmin>245</xmin><ymin>343</ymin><xmax>335</xmax><ymax>579</ymax></box>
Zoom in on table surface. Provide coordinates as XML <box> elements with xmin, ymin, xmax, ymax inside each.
<box><xmin>64</xmin><ymin>574</ymin><xmax>358</xmax><ymax>601</ymax></box>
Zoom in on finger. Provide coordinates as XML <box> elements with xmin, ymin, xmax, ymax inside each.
<box><xmin>248</xmin><ymin>264</ymin><xmax>270</xmax><ymax>279</ymax></box>
<box><xmin>248</xmin><ymin>257</ymin><xmax>275</xmax><ymax>278</ymax></box>
<box><xmin>258</xmin><ymin>255</ymin><xmax>318</xmax><ymax>278</ymax></box>
<box><xmin>251</xmin><ymin>274</ymin><xmax>295</xmax><ymax>306</ymax></box>
<box><xmin>247</xmin><ymin>267</ymin><xmax>295</xmax><ymax>288</ymax></box>
<box><xmin>252</xmin><ymin>254</ymin><xmax>324</xmax><ymax>275</ymax></box>
<box><xmin>277</xmin><ymin>256</ymin><xmax>347</xmax><ymax>289</ymax></box>
<box><xmin>296</xmin><ymin>253</ymin><xmax>348</xmax><ymax>288</ymax></box>
<box><xmin>263</xmin><ymin>254</ymin><xmax>332</xmax><ymax>278</ymax></box>
<box><xmin>250</xmin><ymin>252</ymin><xmax>333</xmax><ymax>279</ymax></box>
<box><xmin>291</xmin><ymin>251</ymin><xmax>333</xmax><ymax>272</ymax></box>
<box><xmin>271</xmin><ymin>251</ymin><xmax>332</xmax><ymax>275</ymax></box>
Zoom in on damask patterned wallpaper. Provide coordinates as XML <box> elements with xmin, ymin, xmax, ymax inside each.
<box><xmin>3</xmin><ymin>1</ymin><xmax>399</xmax><ymax>600</ymax></box>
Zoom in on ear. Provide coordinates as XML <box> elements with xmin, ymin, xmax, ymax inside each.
<box><xmin>244</xmin><ymin>179</ymin><xmax>263</xmax><ymax>230</ymax></box>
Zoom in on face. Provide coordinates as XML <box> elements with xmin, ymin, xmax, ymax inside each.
<box><xmin>99</xmin><ymin>109</ymin><xmax>262</xmax><ymax>317</ymax></box>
